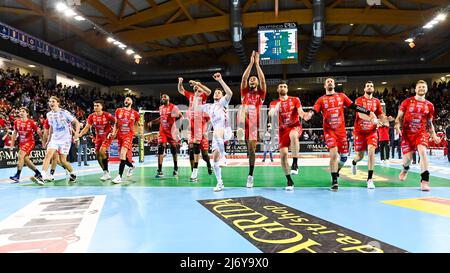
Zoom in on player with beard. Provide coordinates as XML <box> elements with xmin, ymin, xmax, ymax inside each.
<box><xmin>395</xmin><ymin>80</ymin><xmax>440</xmax><ymax>191</ymax></box>
<box><xmin>351</xmin><ymin>81</ymin><xmax>386</xmax><ymax>189</ymax></box>
<box><xmin>306</xmin><ymin>78</ymin><xmax>377</xmax><ymax>191</ymax></box>
<box><xmin>178</xmin><ymin>77</ymin><xmax>212</xmax><ymax>182</ymax></box>
<box><xmin>111</xmin><ymin>96</ymin><xmax>143</xmax><ymax>184</ymax></box>
<box><xmin>269</xmin><ymin>81</ymin><xmax>309</xmax><ymax>191</ymax></box>
<box><xmin>79</xmin><ymin>100</ymin><xmax>116</xmax><ymax>181</ymax></box>
<box><xmin>149</xmin><ymin>94</ymin><xmax>183</xmax><ymax>178</ymax></box>
<box><xmin>240</xmin><ymin>50</ymin><xmax>267</xmax><ymax>188</ymax></box>
<box><xmin>8</xmin><ymin>107</ymin><xmax>43</xmax><ymax>183</ymax></box>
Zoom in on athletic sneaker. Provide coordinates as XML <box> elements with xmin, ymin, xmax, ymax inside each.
<box><xmin>399</xmin><ymin>170</ymin><xmax>408</xmax><ymax>181</ymax></box>
<box><xmin>330</xmin><ymin>182</ymin><xmax>339</xmax><ymax>192</ymax></box>
<box><xmin>367</xmin><ymin>179</ymin><xmax>375</xmax><ymax>189</ymax></box>
<box><xmin>246</xmin><ymin>175</ymin><xmax>254</xmax><ymax>188</ymax></box>
<box><xmin>112</xmin><ymin>175</ymin><xmax>122</xmax><ymax>184</ymax></box>
<box><xmin>30</xmin><ymin>176</ymin><xmax>45</xmax><ymax>186</ymax></box>
<box><xmin>190</xmin><ymin>169</ymin><xmax>198</xmax><ymax>182</ymax></box>
<box><xmin>214</xmin><ymin>182</ymin><xmax>224</xmax><ymax>192</ymax></box>
<box><xmin>285</xmin><ymin>185</ymin><xmax>294</xmax><ymax>191</ymax></box>
<box><xmin>127</xmin><ymin>166</ymin><xmax>135</xmax><ymax>177</ymax></box>
<box><xmin>290</xmin><ymin>165</ymin><xmax>299</xmax><ymax>175</ymax></box>
<box><xmin>9</xmin><ymin>174</ymin><xmax>20</xmax><ymax>183</ymax></box>
<box><xmin>69</xmin><ymin>174</ymin><xmax>77</xmax><ymax>183</ymax></box>
<box><xmin>420</xmin><ymin>180</ymin><xmax>431</xmax><ymax>191</ymax></box>
<box><xmin>155</xmin><ymin>171</ymin><xmax>164</xmax><ymax>178</ymax></box>
<box><xmin>44</xmin><ymin>173</ymin><xmax>54</xmax><ymax>182</ymax></box>
<box><xmin>100</xmin><ymin>172</ymin><xmax>111</xmax><ymax>181</ymax></box>
<box><xmin>173</xmin><ymin>170</ymin><xmax>178</xmax><ymax>177</ymax></box>
<box><xmin>352</xmin><ymin>164</ymin><xmax>357</xmax><ymax>175</ymax></box>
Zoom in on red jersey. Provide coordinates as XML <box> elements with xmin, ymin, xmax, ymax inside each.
<box><xmin>184</xmin><ymin>91</ymin><xmax>207</xmax><ymax>119</ymax></box>
<box><xmin>354</xmin><ymin>96</ymin><xmax>383</xmax><ymax>133</ymax></box>
<box><xmin>269</xmin><ymin>96</ymin><xmax>302</xmax><ymax>129</ymax></box>
<box><xmin>313</xmin><ymin>93</ymin><xmax>353</xmax><ymax>131</ymax></box>
<box><xmin>241</xmin><ymin>86</ymin><xmax>266</xmax><ymax>108</ymax></box>
<box><xmin>0</xmin><ymin>118</ymin><xmax>5</xmax><ymax>128</ymax></box>
<box><xmin>399</xmin><ymin>97</ymin><xmax>434</xmax><ymax>134</ymax></box>
<box><xmin>378</xmin><ymin>126</ymin><xmax>390</xmax><ymax>141</ymax></box>
<box><xmin>87</xmin><ymin>112</ymin><xmax>115</xmax><ymax>138</ymax></box>
<box><xmin>115</xmin><ymin>108</ymin><xmax>140</xmax><ymax>137</ymax></box>
<box><xmin>159</xmin><ymin>103</ymin><xmax>180</xmax><ymax>133</ymax></box>
<box><xmin>14</xmin><ymin>118</ymin><xmax>38</xmax><ymax>145</ymax></box>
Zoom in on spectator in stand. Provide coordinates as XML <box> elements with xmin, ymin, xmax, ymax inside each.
<box><xmin>378</xmin><ymin>123</ymin><xmax>390</xmax><ymax>163</ymax></box>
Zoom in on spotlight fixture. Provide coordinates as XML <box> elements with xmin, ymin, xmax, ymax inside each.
<box><xmin>126</xmin><ymin>49</ymin><xmax>135</xmax><ymax>55</ymax></box>
<box><xmin>408</xmin><ymin>42</ymin><xmax>415</xmax><ymax>48</ymax></box>
<box><xmin>64</xmin><ymin>8</ymin><xmax>76</xmax><ymax>17</ymax></box>
<box><xmin>56</xmin><ymin>3</ymin><xmax>68</xmax><ymax>11</ymax></box>
<box><xmin>107</xmin><ymin>37</ymin><xmax>115</xmax><ymax>43</ymax></box>
<box><xmin>74</xmin><ymin>15</ymin><xmax>85</xmax><ymax>21</ymax></box>
<box><xmin>404</xmin><ymin>38</ymin><xmax>414</xmax><ymax>43</ymax></box>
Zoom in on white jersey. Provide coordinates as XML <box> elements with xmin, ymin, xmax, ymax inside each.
<box><xmin>46</xmin><ymin>108</ymin><xmax>75</xmax><ymax>141</ymax></box>
<box><xmin>202</xmin><ymin>96</ymin><xmax>231</xmax><ymax>130</ymax></box>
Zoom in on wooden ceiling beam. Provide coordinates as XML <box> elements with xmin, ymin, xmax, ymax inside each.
<box><xmin>117</xmin><ymin>8</ymin><xmax>434</xmax><ymax>44</ymax></box>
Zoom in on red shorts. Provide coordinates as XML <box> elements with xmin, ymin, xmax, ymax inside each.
<box><xmin>245</xmin><ymin>114</ymin><xmax>260</xmax><ymax>142</ymax></box>
<box><xmin>279</xmin><ymin>125</ymin><xmax>302</xmax><ymax>149</ymax></box>
<box><xmin>158</xmin><ymin>130</ymin><xmax>178</xmax><ymax>146</ymax></box>
<box><xmin>189</xmin><ymin>136</ymin><xmax>209</xmax><ymax>150</ymax></box>
<box><xmin>324</xmin><ymin>129</ymin><xmax>348</xmax><ymax>154</ymax></box>
<box><xmin>401</xmin><ymin>131</ymin><xmax>429</xmax><ymax>155</ymax></box>
<box><xmin>189</xmin><ymin>117</ymin><xmax>208</xmax><ymax>147</ymax></box>
<box><xmin>19</xmin><ymin>142</ymin><xmax>35</xmax><ymax>156</ymax></box>
<box><xmin>95</xmin><ymin>136</ymin><xmax>113</xmax><ymax>151</ymax></box>
<box><xmin>117</xmin><ymin>134</ymin><xmax>134</xmax><ymax>161</ymax></box>
<box><xmin>353</xmin><ymin>130</ymin><xmax>378</xmax><ymax>152</ymax></box>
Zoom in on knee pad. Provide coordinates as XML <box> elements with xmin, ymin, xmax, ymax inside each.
<box><xmin>193</xmin><ymin>143</ymin><xmax>201</xmax><ymax>154</ymax></box>
<box><xmin>340</xmin><ymin>155</ymin><xmax>348</xmax><ymax>164</ymax></box>
<box><xmin>170</xmin><ymin>145</ymin><xmax>177</xmax><ymax>155</ymax></box>
<box><xmin>158</xmin><ymin>145</ymin><xmax>165</xmax><ymax>155</ymax></box>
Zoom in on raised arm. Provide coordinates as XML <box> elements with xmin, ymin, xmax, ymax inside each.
<box><xmin>177</xmin><ymin>77</ymin><xmax>186</xmax><ymax>96</ymax></box>
<box><xmin>193</xmin><ymin>81</ymin><xmax>212</xmax><ymax>96</ymax></box>
<box><xmin>213</xmin><ymin>73</ymin><xmax>233</xmax><ymax>100</ymax></box>
<box><xmin>254</xmin><ymin>51</ymin><xmax>266</xmax><ymax>93</ymax></box>
<box><xmin>241</xmin><ymin>51</ymin><xmax>255</xmax><ymax>90</ymax></box>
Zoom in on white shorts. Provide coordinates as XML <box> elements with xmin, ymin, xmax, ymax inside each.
<box><xmin>48</xmin><ymin>140</ymin><xmax>72</xmax><ymax>155</ymax></box>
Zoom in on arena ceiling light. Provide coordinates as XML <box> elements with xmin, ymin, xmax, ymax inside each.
<box><xmin>28</xmin><ymin>65</ymin><xmax>36</xmax><ymax>68</ymax></box>
<box><xmin>56</xmin><ymin>2</ymin><xmax>68</xmax><ymax>11</ymax></box>
<box><xmin>126</xmin><ymin>49</ymin><xmax>135</xmax><ymax>55</ymax></box>
<box><xmin>74</xmin><ymin>15</ymin><xmax>85</xmax><ymax>21</ymax></box>
<box><xmin>107</xmin><ymin>37</ymin><xmax>115</xmax><ymax>43</ymax></box>
<box><xmin>381</xmin><ymin>81</ymin><xmax>387</xmax><ymax>85</ymax></box>
<box><xmin>64</xmin><ymin>8</ymin><xmax>77</xmax><ymax>17</ymax></box>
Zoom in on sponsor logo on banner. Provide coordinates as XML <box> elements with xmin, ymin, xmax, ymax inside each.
<box><xmin>0</xmin><ymin>148</ymin><xmax>46</xmax><ymax>168</ymax></box>
<box><xmin>198</xmin><ymin>196</ymin><xmax>407</xmax><ymax>253</ymax></box>
<box><xmin>300</xmin><ymin>142</ymin><xmax>328</xmax><ymax>153</ymax></box>
<box><xmin>0</xmin><ymin>195</ymin><xmax>106</xmax><ymax>253</ymax></box>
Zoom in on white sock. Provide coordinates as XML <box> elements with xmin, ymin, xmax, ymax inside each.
<box><xmin>214</xmin><ymin>162</ymin><xmax>222</xmax><ymax>182</ymax></box>
<box><xmin>192</xmin><ymin>168</ymin><xmax>198</xmax><ymax>177</ymax></box>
